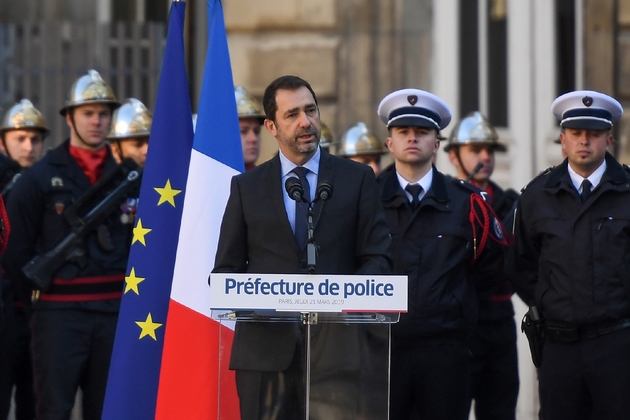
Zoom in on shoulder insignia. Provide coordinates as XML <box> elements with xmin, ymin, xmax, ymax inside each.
<box><xmin>51</xmin><ymin>177</ymin><xmax>63</xmax><ymax>187</ymax></box>
<box><xmin>520</xmin><ymin>166</ymin><xmax>554</xmax><ymax>193</ymax></box>
<box><xmin>540</xmin><ymin>166</ymin><xmax>554</xmax><ymax>176</ymax></box>
<box><xmin>453</xmin><ymin>178</ymin><xmax>483</xmax><ymax>194</ymax></box>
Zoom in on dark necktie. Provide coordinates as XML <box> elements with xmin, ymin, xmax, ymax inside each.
<box><xmin>581</xmin><ymin>179</ymin><xmax>592</xmax><ymax>202</ymax></box>
<box><xmin>405</xmin><ymin>184</ymin><xmax>423</xmax><ymax>209</ymax></box>
<box><xmin>293</xmin><ymin>166</ymin><xmax>311</xmax><ymax>250</ymax></box>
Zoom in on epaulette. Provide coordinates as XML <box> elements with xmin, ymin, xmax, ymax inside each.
<box><xmin>453</xmin><ymin>178</ymin><xmax>483</xmax><ymax>194</ymax></box>
<box><xmin>520</xmin><ymin>166</ymin><xmax>555</xmax><ymax>193</ymax></box>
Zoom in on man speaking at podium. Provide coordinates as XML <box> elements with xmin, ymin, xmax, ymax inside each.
<box><xmin>212</xmin><ymin>75</ymin><xmax>392</xmax><ymax>419</ymax></box>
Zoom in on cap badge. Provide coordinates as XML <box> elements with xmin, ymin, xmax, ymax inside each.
<box><xmin>407</xmin><ymin>95</ymin><xmax>418</xmax><ymax>106</ymax></box>
<box><xmin>582</xmin><ymin>96</ymin><xmax>593</xmax><ymax>107</ymax></box>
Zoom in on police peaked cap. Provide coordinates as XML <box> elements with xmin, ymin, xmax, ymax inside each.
<box><xmin>551</xmin><ymin>90</ymin><xmax>623</xmax><ymax>130</ymax></box>
<box><xmin>378</xmin><ymin>88</ymin><xmax>452</xmax><ymax>130</ymax></box>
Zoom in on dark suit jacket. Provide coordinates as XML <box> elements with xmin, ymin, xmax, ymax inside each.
<box><xmin>212</xmin><ymin>150</ymin><xmax>391</xmax><ymax>371</ymax></box>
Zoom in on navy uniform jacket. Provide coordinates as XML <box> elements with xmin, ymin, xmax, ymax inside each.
<box><xmin>513</xmin><ymin>153</ymin><xmax>630</xmax><ymax>325</ymax></box>
<box><xmin>378</xmin><ymin>165</ymin><xmax>507</xmax><ymax>345</ymax></box>
<box><xmin>3</xmin><ymin>140</ymin><xmax>132</xmax><ymax>312</ymax></box>
<box><xmin>212</xmin><ymin>150</ymin><xmax>392</xmax><ymax>372</ymax></box>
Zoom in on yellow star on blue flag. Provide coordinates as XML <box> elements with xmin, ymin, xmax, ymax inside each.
<box><xmin>124</xmin><ymin>268</ymin><xmax>145</xmax><ymax>295</ymax></box>
<box><xmin>135</xmin><ymin>313</ymin><xmax>163</xmax><ymax>340</ymax></box>
<box><xmin>155</xmin><ymin>179</ymin><xmax>182</xmax><ymax>207</ymax></box>
<box><xmin>132</xmin><ymin>219</ymin><xmax>151</xmax><ymax>246</ymax></box>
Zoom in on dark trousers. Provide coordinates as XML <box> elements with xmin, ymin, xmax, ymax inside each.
<box><xmin>31</xmin><ymin>309</ymin><xmax>117</xmax><ymax>420</ymax></box>
<box><xmin>468</xmin><ymin>318</ymin><xmax>519</xmax><ymax>420</ymax></box>
<box><xmin>539</xmin><ymin>326</ymin><xmax>630</xmax><ymax>420</ymax></box>
<box><xmin>390</xmin><ymin>342</ymin><xmax>471</xmax><ymax>420</ymax></box>
<box><xmin>0</xmin><ymin>291</ymin><xmax>35</xmax><ymax>420</ymax></box>
<box><xmin>0</xmin><ymin>290</ymin><xmax>16</xmax><ymax>419</ymax></box>
<box><xmin>235</xmin><ymin>342</ymin><xmax>305</xmax><ymax>420</ymax></box>
<box><xmin>234</xmin><ymin>323</ymin><xmax>366</xmax><ymax>420</ymax></box>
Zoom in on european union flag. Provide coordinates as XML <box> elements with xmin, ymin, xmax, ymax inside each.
<box><xmin>102</xmin><ymin>2</ymin><xmax>194</xmax><ymax>419</ymax></box>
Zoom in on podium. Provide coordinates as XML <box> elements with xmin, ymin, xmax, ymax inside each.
<box><xmin>209</xmin><ymin>274</ymin><xmax>407</xmax><ymax>420</ymax></box>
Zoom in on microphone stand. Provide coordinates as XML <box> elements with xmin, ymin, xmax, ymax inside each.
<box><xmin>306</xmin><ymin>205</ymin><xmax>316</xmax><ymax>274</ymax></box>
<box><xmin>284</xmin><ymin>178</ymin><xmax>333</xmax><ymax>419</ymax></box>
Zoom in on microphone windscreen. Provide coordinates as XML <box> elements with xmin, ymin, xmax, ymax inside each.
<box><xmin>285</xmin><ymin>177</ymin><xmax>304</xmax><ymax>202</ymax></box>
<box><xmin>316</xmin><ymin>181</ymin><xmax>333</xmax><ymax>201</ymax></box>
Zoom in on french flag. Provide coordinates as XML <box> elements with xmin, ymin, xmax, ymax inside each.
<box><xmin>155</xmin><ymin>0</ymin><xmax>242</xmax><ymax>418</ymax></box>
<box><xmin>103</xmin><ymin>0</ymin><xmax>241</xmax><ymax>418</ymax></box>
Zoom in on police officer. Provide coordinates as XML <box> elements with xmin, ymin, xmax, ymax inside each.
<box><xmin>445</xmin><ymin>111</ymin><xmax>519</xmax><ymax>420</ymax></box>
<box><xmin>0</xmin><ymin>99</ymin><xmax>48</xmax><ymax>420</ymax></box>
<box><xmin>514</xmin><ymin>90</ymin><xmax>630</xmax><ymax>419</ymax></box>
<box><xmin>2</xmin><ymin>69</ymin><xmax>132</xmax><ymax>420</ymax></box>
<box><xmin>108</xmin><ymin>98</ymin><xmax>152</xmax><ymax>168</ymax></box>
<box><xmin>338</xmin><ymin>122</ymin><xmax>388</xmax><ymax>175</ymax></box>
<box><xmin>235</xmin><ymin>86</ymin><xmax>264</xmax><ymax>171</ymax></box>
<box><xmin>376</xmin><ymin>89</ymin><xmax>508</xmax><ymax>420</ymax></box>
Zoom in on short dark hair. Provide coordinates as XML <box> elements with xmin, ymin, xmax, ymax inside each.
<box><xmin>262</xmin><ymin>75</ymin><xmax>318</xmax><ymax>122</ymax></box>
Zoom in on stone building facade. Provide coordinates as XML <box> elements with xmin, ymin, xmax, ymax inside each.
<box><xmin>3</xmin><ymin>0</ymin><xmax>630</xmax><ymax>418</ymax></box>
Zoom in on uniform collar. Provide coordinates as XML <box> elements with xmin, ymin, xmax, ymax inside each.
<box><xmin>567</xmin><ymin>159</ymin><xmax>606</xmax><ymax>191</ymax></box>
<box><xmin>395</xmin><ymin>167</ymin><xmax>433</xmax><ymax>198</ymax></box>
<box><xmin>381</xmin><ymin>165</ymin><xmax>449</xmax><ymax>205</ymax></box>
<box><xmin>545</xmin><ymin>152</ymin><xmax>629</xmax><ymax>189</ymax></box>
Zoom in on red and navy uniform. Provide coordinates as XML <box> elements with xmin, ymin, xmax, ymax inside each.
<box><xmin>0</xmin><ymin>153</ymin><xmax>35</xmax><ymax>420</ymax></box>
<box><xmin>3</xmin><ymin>139</ymin><xmax>134</xmax><ymax>420</ymax></box>
<box><xmin>467</xmin><ymin>179</ymin><xmax>520</xmax><ymax>420</ymax></box>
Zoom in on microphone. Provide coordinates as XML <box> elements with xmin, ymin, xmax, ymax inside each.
<box><xmin>316</xmin><ymin>182</ymin><xmax>333</xmax><ymax>202</ymax></box>
<box><xmin>285</xmin><ymin>177</ymin><xmax>305</xmax><ymax>202</ymax></box>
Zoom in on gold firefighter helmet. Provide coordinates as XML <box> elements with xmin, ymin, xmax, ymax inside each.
<box><xmin>234</xmin><ymin>86</ymin><xmax>265</xmax><ymax>122</ymax></box>
<box><xmin>107</xmin><ymin>98</ymin><xmax>152</xmax><ymax>140</ymax></box>
<box><xmin>320</xmin><ymin>122</ymin><xmax>334</xmax><ymax>150</ymax></box>
<box><xmin>0</xmin><ymin>99</ymin><xmax>49</xmax><ymax>135</ymax></box>
<box><xmin>59</xmin><ymin>69</ymin><xmax>121</xmax><ymax>115</ymax></box>
<box><xmin>338</xmin><ymin>122</ymin><xmax>386</xmax><ymax>157</ymax></box>
<box><xmin>444</xmin><ymin>111</ymin><xmax>506</xmax><ymax>152</ymax></box>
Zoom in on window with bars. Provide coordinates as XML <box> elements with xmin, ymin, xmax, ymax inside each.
<box><xmin>458</xmin><ymin>0</ymin><xmax>508</xmax><ymax>127</ymax></box>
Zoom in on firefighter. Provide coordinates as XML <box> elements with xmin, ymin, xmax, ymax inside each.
<box><xmin>338</xmin><ymin>122</ymin><xmax>388</xmax><ymax>175</ymax></box>
<box><xmin>235</xmin><ymin>86</ymin><xmax>265</xmax><ymax>171</ymax></box>
<box><xmin>0</xmin><ymin>99</ymin><xmax>48</xmax><ymax>170</ymax></box>
<box><xmin>0</xmin><ymin>99</ymin><xmax>48</xmax><ymax>420</ymax></box>
<box><xmin>108</xmin><ymin>98</ymin><xmax>152</xmax><ymax>168</ymax></box>
<box><xmin>319</xmin><ymin>121</ymin><xmax>334</xmax><ymax>153</ymax></box>
<box><xmin>2</xmin><ymin>69</ymin><xmax>133</xmax><ymax>420</ymax></box>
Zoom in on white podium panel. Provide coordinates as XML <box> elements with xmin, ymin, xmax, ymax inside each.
<box><xmin>215</xmin><ymin>312</ymin><xmax>397</xmax><ymax>420</ymax></box>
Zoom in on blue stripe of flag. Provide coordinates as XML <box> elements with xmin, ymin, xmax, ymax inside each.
<box><xmin>193</xmin><ymin>0</ymin><xmax>244</xmax><ymax>172</ymax></box>
<box><xmin>102</xmin><ymin>2</ymin><xmax>194</xmax><ymax>419</ymax></box>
